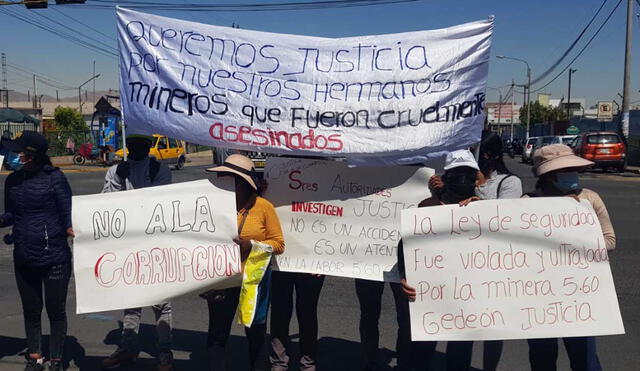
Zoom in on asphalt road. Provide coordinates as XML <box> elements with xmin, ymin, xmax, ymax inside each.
<box><xmin>0</xmin><ymin>157</ymin><xmax>638</xmax><ymax>371</ymax></box>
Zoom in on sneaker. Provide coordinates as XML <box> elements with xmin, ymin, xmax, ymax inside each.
<box><xmin>101</xmin><ymin>349</ymin><xmax>138</xmax><ymax>369</ymax></box>
<box><xmin>24</xmin><ymin>357</ymin><xmax>44</xmax><ymax>371</ymax></box>
<box><xmin>48</xmin><ymin>359</ymin><xmax>63</xmax><ymax>371</ymax></box>
<box><xmin>157</xmin><ymin>351</ymin><xmax>173</xmax><ymax>371</ymax></box>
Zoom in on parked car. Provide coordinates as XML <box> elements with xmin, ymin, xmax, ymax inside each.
<box><xmin>115</xmin><ymin>134</ymin><xmax>186</xmax><ymax>170</ymax></box>
<box><xmin>559</xmin><ymin>135</ymin><xmax>578</xmax><ymax>145</ymax></box>
<box><xmin>540</xmin><ymin>135</ymin><xmax>563</xmax><ymax>147</ymax></box>
<box><xmin>570</xmin><ymin>132</ymin><xmax>626</xmax><ymax>172</ymax></box>
<box><xmin>522</xmin><ymin>136</ymin><xmax>542</xmax><ymax>163</ymax></box>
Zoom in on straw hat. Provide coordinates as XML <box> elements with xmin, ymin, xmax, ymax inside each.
<box><xmin>532</xmin><ymin>144</ymin><xmax>594</xmax><ymax>176</ymax></box>
<box><xmin>206</xmin><ymin>154</ymin><xmax>258</xmax><ymax>190</ymax></box>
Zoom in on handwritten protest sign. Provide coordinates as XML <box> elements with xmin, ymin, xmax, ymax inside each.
<box><xmin>401</xmin><ymin>197</ymin><xmax>624</xmax><ymax>341</ymax></box>
<box><xmin>72</xmin><ymin>179</ymin><xmax>240</xmax><ymax>314</ymax></box>
<box><xmin>117</xmin><ymin>7</ymin><xmax>493</xmax><ymax>159</ymax></box>
<box><xmin>264</xmin><ymin>158</ymin><xmax>433</xmax><ymax>281</ymax></box>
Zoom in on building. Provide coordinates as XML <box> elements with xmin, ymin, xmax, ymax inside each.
<box><xmin>548</xmin><ymin>97</ymin><xmax>586</xmax><ymax>117</ymax></box>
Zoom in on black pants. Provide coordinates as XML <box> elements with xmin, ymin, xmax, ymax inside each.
<box><xmin>528</xmin><ymin>337</ymin><xmax>597</xmax><ymax>371</ymax></box>
<box><xmin>355</xmin><ymin>279</ymin><xmax>436</xmax><ymax>371</ymax></box>
<box><xmin>270</xmin><ymin>271</ymin><xmax>325</xmax><ymax>370</ymax></box>
<box><xmin>207</xmin><ymin>287</ymin><xmax>267</xmax><ymax>371</ymax></box>
<box><xmin>15</xmin><ymin>263</ymin><xmax>71</xmax><ymax>359</ymax></box>
<box><xmin>445</xmin><ymin>340</ymin><xmax>503</xmax><ymax>371</ymax></box>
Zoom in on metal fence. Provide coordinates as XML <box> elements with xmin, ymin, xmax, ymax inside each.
<box><xmin>0</xmin><ymin>122</ymin><xmax>37</xmax><ymax>138</ymax></box>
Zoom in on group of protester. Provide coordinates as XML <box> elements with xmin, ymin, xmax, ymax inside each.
<box><xmin>0</xmin><ymin>130</ymin><xmax>615</xmax><ymax>371</ymax></box>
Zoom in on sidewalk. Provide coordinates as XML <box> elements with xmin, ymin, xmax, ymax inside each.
<box><xmin>0</xmin><ymin>151</ymin><xmax>214</xmax><ymax>175</ymax></box>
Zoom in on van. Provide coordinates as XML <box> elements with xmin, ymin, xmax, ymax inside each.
<box><xmin>115</xmin><ymin>135</ymin><xmax>186</xmax><ymax>170</ymax></box>
<box><xmin>571</xmin><ymin>132</ymin><xmax>626</xmax><ymax>172</ymax></box>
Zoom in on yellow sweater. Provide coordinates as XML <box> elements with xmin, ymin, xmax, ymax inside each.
<box><xmin>238</xmin><ymin>197</ymin><xmax>285</xmax><ymax>255</ymax></box>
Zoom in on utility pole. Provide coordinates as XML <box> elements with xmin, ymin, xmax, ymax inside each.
<box><xmin>621</xmin><ymin>0</ymin><xmax>633</xmax><ymax>139</ymax></box>
<box><xmin>511</xmin><ymin>80</ymin><xmax>515</xmax><ymax>141</ymax></box>
<box><xmin>92</xmin><ymin>60</ymin><xmax>96</xmax><ymax>106</ymax></box>
<box><xmin>1</xmin><ymin>53</ymin><xmax>7</xmax><ymax>108</ymax></box>
<box><xmin>567</xmin><ymin>69</ymin><xmax>577</xmax><ymax>119</ymax></box>
<box><xmin>526</xmin><ymin>67</ymin><xmax>531</xmax><ymax>140</ymax></box>
<box><xmin>32</xmin><ymin>74</ymin><xmax>37</xmax><ymax>110</ymax></box>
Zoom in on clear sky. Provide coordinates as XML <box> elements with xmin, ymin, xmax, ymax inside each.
<box><xmin>0</xmin><ymin>0</ymin><xmax>638</xmax><ymax>107</ymax></box>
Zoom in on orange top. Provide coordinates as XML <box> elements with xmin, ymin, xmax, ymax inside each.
<box><xmin>238</xmin><ymin>197</ymin><xmax>285</xmax><ymax>255</ymax></box>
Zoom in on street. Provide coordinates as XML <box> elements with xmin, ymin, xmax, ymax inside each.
<box><xmin>0</xmin><ymin>157</ymin><xmax>638</xmax><ymax>371</ymax></box>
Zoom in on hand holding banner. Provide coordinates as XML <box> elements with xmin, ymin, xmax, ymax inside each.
<box><xmin>400</xmin><ymin>197</ymin><xmax>624</xmax><ymax>341</ymax></box>
<box><xmin>72</xmin><ymin>179</ymin><xmax>240</xmax><ymax>314</ymax></box>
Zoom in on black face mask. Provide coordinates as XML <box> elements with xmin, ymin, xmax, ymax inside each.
<box><xmin>128</xmin><ymin>144</ymin><xmax>150</xmax><ymax>161</ymax></box>
<box><xmin>441</xmin><ymin>172</ymin><xmax>477</xmax><ymax>203</ymax></box>
<box><xmin>478</xmin><ymin>157</ymin><xmax>496</xmax><ymax>175</ymax></box>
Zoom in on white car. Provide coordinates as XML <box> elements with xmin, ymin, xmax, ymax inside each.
<box><xmin>522</xmin><ymin>137</ymin><xmax>541</xmax><ymax>163</ymax></box>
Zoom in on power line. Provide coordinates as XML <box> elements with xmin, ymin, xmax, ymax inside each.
<box><xmin>0</xmin><ymin>7</ymin><xmax>118</xmax><ymax>59</ymax></box>
<box><xmin>78</xmin><ymin>0</ymin><xmax>418</xmax><ymax>11</ymax></box>
<box><xmin>50</xmin><ymin>6</ymin><xmax>117</xmax><ymax>43</ymax></box>
<box><xmin>28</xmin><ymin>9</ymin><xmax>117</xmax><ymax>53</ymax></box>
<box><xmin>530</xmin><ymin>0</ymin><xmax>623</xmax><ymax>94</ymax></box>
<box><xmin>7</xmin><ymin>63</ymin><xmax>75</xmax><ymax>89</ymax></box>
<box><xmin>530</xmin><ymin>0</ymin><xmax>609</xmax><ymax>85</ymax></box>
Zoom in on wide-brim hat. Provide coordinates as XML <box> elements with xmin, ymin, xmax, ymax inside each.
<box><xmin>206</xmin><ymin>154</ymin><xmax>257</xmax><ymax>190</ymax></box>
<box><xmin>533</xmin><ymin>143</ymin><xmax>594</xmax><ymax>176</ymax></box>
<box><xmin>2</xmin><ymin>130</ymin><xmax>48</xmax><ymax>154</ymax></box>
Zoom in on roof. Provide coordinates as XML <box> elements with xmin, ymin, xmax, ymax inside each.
<box><xmin>0</xmin><ymin>108</ymin><xmax>40</xmax><ymax>125</ymax></box>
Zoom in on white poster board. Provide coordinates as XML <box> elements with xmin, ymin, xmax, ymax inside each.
<box><xmin>265</xmin><ymin>157</ymin><xmax>433</xmax><ymax>281</ymax></box>
<box><xmin>117</xmin><ymin>7</ymin><xmax>492</xmax><ymax>159</ymax></box>
<box><xmin>401</xmin><ymin>197</ymin><xmax>624</xmax><ymax>341</ymax></box>
<box><xmin>72</xmin><ymin>179</ymin><xmax>240</xmax><ymax>314</ymax></box>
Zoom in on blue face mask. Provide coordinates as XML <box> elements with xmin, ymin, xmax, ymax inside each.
<box><xmin>553</xmin><ymin>172</ymin><xmax>580</xmax><ymax>193</ymax></box>
<box><xmin>6</xmin><ymin>152</ymin><xmax>23</xmax><ymax>171</ymax></box>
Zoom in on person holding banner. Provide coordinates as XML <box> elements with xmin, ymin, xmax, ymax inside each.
<box><xmin>100</xmin><ymin>135</ymin><xmax>174</xmax><ymax>371</ymax></box>
<box><xmin>526</xmin><ymin>144</ymin><xmax>615</xmax><ymax>371</ymax></box>
<box><xmin>400</xmin><ymin>149</ymin><xmax>482</xmax><ymax>371</ymax></box>
<box><xmin>204</xmin><ymin>154</ymin><xmax>285</xmax><ymax>371</ymax></box>
<box><xmin>0</xmin><ymin>131</ymin><xmax>73</xmax><ymax>371</ymax></box>
<box><xmin>430</xmin><ymin>132</ymin><xmax>523</xmax><ymax>371</ymax></box>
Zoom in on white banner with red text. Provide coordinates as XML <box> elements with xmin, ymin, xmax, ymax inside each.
<box><xmin>265</xmin><ymin>157</ymin><xmax>433</xmax><ymax>281</ymax></box>
<box><xmin>117</xmin><ymin>7</ymin><xmax>492</xmax><ymax>160</ymax></box>
<box><xmin>401</xmin><ymin>197</ymin><xmax>624</xmax><ymax>341</ymax></box>
<box><xmin>72</xmin><ymin>179</ymin><xmax>240</xmax><ymax>314</ymax></box>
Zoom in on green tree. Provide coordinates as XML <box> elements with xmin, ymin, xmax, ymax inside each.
<box><xmin>54</xmin><ymin>106</ymin><xmax>87</xmax><ymax>131</ymax></box>
<box><xmin>519</xmin><ymin>102</ymin><xmax>568</xmax><ymax>125</ymax></box>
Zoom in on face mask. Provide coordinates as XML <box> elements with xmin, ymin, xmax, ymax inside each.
<box><xmin>552</xmin><ymin>172</ymin><xmax>580</xmax><ymax>194</ymax></box>
<box><xmin>128</xmin><ymin>145</ymin><xmax>149</xmax><ymax>161</ymax></box>
<box><xmin>442</xmin><ymin>173</ymin><xmax>477</xmax><ymax>203</ymax></box>
<box><xmin>6</xmin><ymin>152</ymin><xmax>23</xmax><ymax>171</ymax></box>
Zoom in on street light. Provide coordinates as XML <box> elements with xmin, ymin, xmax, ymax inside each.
<box><xmin>497</xmin><ymin>55</ymin><xmax>531</xmax><ymax>140</ymax></box>
<box><xmin>78</xmin><ymin>74</ymin><xmax>100</xmax><ymax>113</ymax></box>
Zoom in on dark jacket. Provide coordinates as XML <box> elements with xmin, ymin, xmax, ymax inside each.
<box><xmin>2</xmin><ymin>165</ymin><xmax>72</xmax><ymax>267</ymax></box>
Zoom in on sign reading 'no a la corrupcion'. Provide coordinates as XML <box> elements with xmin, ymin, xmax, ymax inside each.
<box><xmin>117</xmin><ymin>7</ymin><xmax>493</xmax><ymax>158</ymax></box>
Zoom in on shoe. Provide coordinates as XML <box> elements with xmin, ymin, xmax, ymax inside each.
<box><xmin>48</xmin><ymin>359</ymin><xmax>63</xmax><ymax>371</ymax></box>
<box><xmin>157</xmin><ymin>351</ymin><xmax>173</xmax><ymax>371</ymax></box>
<box><xmin>101</xmin><ymin>349</ymin><xmax>138</xmax><ymax>369</ymax></box>
<box><xmin>24</xmin><ymin>357</ymin><xmax>44</xmax><ymax>371</ymax></box>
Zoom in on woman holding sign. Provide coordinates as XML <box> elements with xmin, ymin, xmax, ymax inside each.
<box><xmin>526</xmin><ymin>144</ymin><xmax>615</xmax><ymax>371</ymax></box>
<box><xmin>204</xmin><ymin>154</ymin><xmax>285</xmax><ymax>371</ymax></box>
<box><xmin>0</xmin><ymin>132</ymin><xmax>73</xmax><ymax>371</ymax></box>
<box><xmin>400</xmin><ymin>150</ymin><xmax>481</xmax><ymax>371</ymax></box>
<box><xmin>432</xmin><ymin>132</ymin><xmax>523</xmax><ymax>371</ymax></box>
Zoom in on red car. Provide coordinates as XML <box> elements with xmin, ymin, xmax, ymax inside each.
<box><xmin>570</xmin><ymin>132</ymin><xmax>626</xmax><ymax>172</ymax></box>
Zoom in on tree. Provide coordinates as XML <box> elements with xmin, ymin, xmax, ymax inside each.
<box><xmin>54</xmin><ymin>106</ymin><xmax>87</xmax><ymax>131</ymax></box>
<box><xmin>519</xmin><ymin>101</ymin><xmax>568</xmax><ymax>125</ymax></box>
